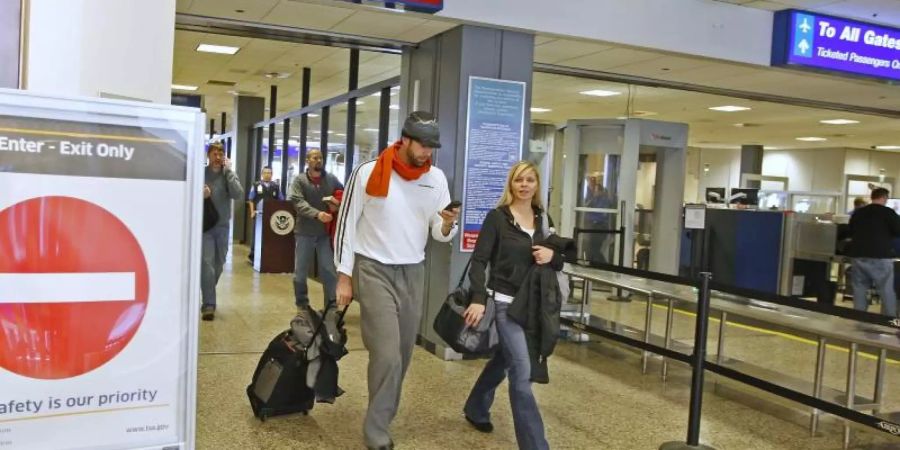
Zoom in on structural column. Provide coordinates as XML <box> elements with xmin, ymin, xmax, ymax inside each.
<box><xmin>25</xmin><ymin>0</ymin><xmax>176</xmax><ymax>103</ymax></box>
<box><xmin>0</xmin><ymin>0</ymin><xmax>22</xmax><ymax>88</ymax></box>
<box><xmin>740</xmin><ymin>144</ymin><xmax>764</xmax><ymax>188</ymax></box>
<box><xmin>233</xmin><ymin>95</ymin><xmax>265</xmax><ymax>244</ymax></box>
<box><xmin>402</xmin><ymin>24</ymin><xmax>534</xmax><ymax>359</ymax></box>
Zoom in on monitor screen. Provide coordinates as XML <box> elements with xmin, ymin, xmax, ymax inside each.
<box><xmin>706</xmin><ymin>187</ymin><xmax>726</xmax><ymax>204</ymax></box>
<box><xmin>729</xmin><ymin>188</ymin><xmax>759</xmax><ymax>206</ymax></box>
<box><xmin>759</xmin><ymin>191</ymin><xmax>788</xmax><ymax>210</ymax></box>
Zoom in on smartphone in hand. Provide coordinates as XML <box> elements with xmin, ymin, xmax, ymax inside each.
<box><xmin>444</xmin><ymin>200</ymin><xmax>462</xmax><ymax>211</ymax></box>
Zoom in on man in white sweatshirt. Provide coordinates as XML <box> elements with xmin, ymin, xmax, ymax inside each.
<box><xmin>334</xmin><ymin>111</ymin><xmax>459</xmax><ymax>450</ymax></box>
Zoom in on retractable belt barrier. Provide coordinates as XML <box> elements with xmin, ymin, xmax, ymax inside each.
<box><xmin>580</xmin><ymin>261</ymin><xmax>900</xmax><ymax>330</ymax></box>
<box><xmin>559</xmin><ymin>316</ymin><xmax>690</xmax><ymax>364</ymax></box>
<box><xmin>562</xmin><ymin>265</ymin><xmax>900</xmax><ymax>448</ymax></box>
<box><xmin>704</xmin><ymin>362</ymin><xmax>900</xmax><ymax>438</ymax></box>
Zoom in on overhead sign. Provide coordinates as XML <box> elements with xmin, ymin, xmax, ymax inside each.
<box><xmin>0</xmin><ymin>89</ymin><xmax>203</xmax><ymax>450</ymax></box>
<box><xmin>461</xmin><ymin>77</ymin><xmax>526</xmax><ymax>252</ymax></box>
<box><xmin>772</xmin><ymin>9</ymin><xmax>900</xmax><ymax>81</ymax></box>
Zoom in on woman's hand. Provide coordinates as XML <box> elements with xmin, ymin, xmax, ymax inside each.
<box><xmin>532</xmin><ymin>245</ymin><xmax>554</xmax><ymax>265</ymax></box>
<box><xmin>463</xmin><ymin>303</ymin><xmax>486</xmax><ymax>327</ymax></box>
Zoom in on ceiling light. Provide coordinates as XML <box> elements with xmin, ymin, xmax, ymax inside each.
<box><xmin>264</xmin><ymin>72</ymin><xmax>291</xmax><ymax>79</ymax></box>
<box><xmin>308</xmin><ymin>113</ymin><xmax>319</xmax><ymax>118</ymax></box>
<box><xmin>875</xmin><ymin>145</ymin><xmax>900</xmax><ymax>150</ymax></box>
<box><xmin>364</xmin><ymin>128</ymin><xmax>379</xmax><ymax>132</ymax></box>
<box><xmin>709</xmin><ymin>106</ymin><xmax>751</xmax><ymax>112</ymax></box>
<box><xmin>370</xmin><ymin>92</ymin><xmax>382</xmax><ymax>97</ymax></box>
<box><xmin>336</xmin><ymin>133</ymin><xmax>347</xmax><ymax>137</ymax></box>
<box><xmin>196</xmin><ymin>44</ymin><xmax>240</xmax><ymax>55</ymax></box>
<box><xmin>171</xmin><ymin>84</ymin><xmax>198</xmax><ymax>91</ymax></box>
<box><xmin>819</xmin><ymin>119</ymin><xmax>860</xmax><ymax>125</ymax></box>
<box><xmin>530</xmin><ymin>107</ymin><xmax>552</xmax><ymax>113</ymax></box>
<box><xmin>796</xmin><ymin>137</ymin><xmax>827</xmax><ymax>142</ymax></box>
<box><xmin>579</xmin><ymin>89</ymin><xmax>621</xmax><ymax>97</ymax></box>
<box><xmin>389</xmin><ymin>105</ymin><xmax>400</xmax><ymax>110</ymax></box>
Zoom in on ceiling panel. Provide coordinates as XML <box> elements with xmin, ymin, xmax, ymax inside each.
<box><xmin>183</xmin><ymin>0</ymin><xmax>280</xmax><ymax>20</ymax></box>
<box><xmin>534</xmin><ymin>39</ymin><xmax>615</xmax><ymax>65</ymax></box>
<box><xmin>260</xmin><ymin>2</ymin><xmax>354</xmax><ymax>29</ymax></box>
<box><xmin>557</xmin><ymin>48</ymin><xmax>669</xmax><ymax>71</ymax></box>
<box><xmin>329</xmin><ymin>10</ymin><xmax>429</xmax><ymax>39</ymax></box>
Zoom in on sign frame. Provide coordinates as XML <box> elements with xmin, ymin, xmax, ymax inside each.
<box><xmin>772</xmin><ymin>9</ymin><xmax>900</xmax><ymax>82</ymax></box>
<box><xmin>0</xmin><ymin>88</ymin><xmax>204</xmax><ymax>450</ymax></box>
<box><xmin>460</xmin><ymin>76</ymin><xmax>527</xmax><ymax>253</ymax></box>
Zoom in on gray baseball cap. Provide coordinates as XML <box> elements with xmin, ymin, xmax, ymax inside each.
<box><xmin>402</xmin><ymin>111</ymin><xmax>441</xmax><ymax>148</ymax></box>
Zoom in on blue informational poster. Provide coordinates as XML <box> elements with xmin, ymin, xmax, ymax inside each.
<box><xmin>461</xmin><ymin>76</ymin><xmax>526</xmax><ymax>252</ymax></box>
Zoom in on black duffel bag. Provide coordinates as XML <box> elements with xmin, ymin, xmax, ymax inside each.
<box><xmin>433</xmin><ymin>259</ymin><xmax>498</xmax><ymax>355</ymax></box>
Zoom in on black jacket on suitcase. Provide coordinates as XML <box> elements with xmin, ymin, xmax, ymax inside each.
<box><xmin>247</xmin><ymin>307</ymin><xmax>348</xmax><ymax>420</ymax></box>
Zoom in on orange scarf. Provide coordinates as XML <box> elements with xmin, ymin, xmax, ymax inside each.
<box><xmin>365</xmin><ymin>140</ymin><xmax>431</xmax><ymax>197</ymax></box>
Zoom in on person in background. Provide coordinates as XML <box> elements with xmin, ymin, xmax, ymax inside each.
<box><xmin>247</xmin><ymin>166</ymin><xmax>283</xmax><ymax>263</ymax></box>
<box><xmin>847</xmin><ymin>188</ymin><xmax>900</xmax><ymax>317</ymax></box>
<box><xmin>583</xmin><ymin>172</ymin><xmax>615</xmax><ymax>264</ymax></box>
<box><xmin>461</xmin><ymin>160</ymin><xmax>560</xmax><ymax>450</ymax></box>
<box><xmin>333</xmin><ymin>111</ymin><xmax>459</xmax><ymax>450</ymax></box>
<box><xmin>289</xmin><ymin>149</ymin><xmax>343</xmax><ymax>312</ymax></box>
<box><xmin>849</xmin><ymin>196</ymin><xmax>868</xmax><ymax>215</ymax></box>
<box><xmin>201</xmin><ymin>142</ymin><xmax>244</xmax><ymax>321</ymax></box>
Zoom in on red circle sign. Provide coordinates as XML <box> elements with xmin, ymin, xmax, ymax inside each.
<box><xmin>0</xmin><ymin>196</ymin><xmax>149</xmax><ymax>379</ymax></box>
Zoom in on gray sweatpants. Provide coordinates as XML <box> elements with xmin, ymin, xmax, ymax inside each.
<box><xmin>353</xmin><ymin>255</ymin><xmax>425</xmax><ymax>448</ymax></box>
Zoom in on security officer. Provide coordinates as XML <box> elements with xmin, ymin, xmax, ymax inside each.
<box><xmin>247</xmin><ymin>166</ymin><xmax>284</xmax><ymax>263</ymax></box>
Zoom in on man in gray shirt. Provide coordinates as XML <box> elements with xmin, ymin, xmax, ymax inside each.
<box><xmin>201</xmin><ymin>142</ymin><xmax>244</xmax><ymax>321</ymax></box>
<box><xmin>289</xmin><ymin>149</ymin><xmax>343</xmax><ymax>311</ymax></box>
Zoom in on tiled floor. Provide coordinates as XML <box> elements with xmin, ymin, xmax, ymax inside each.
<box><xmin>197</xmin><ymin>244</ymin><xmax>900</xmax><ymax>449</ymax></box>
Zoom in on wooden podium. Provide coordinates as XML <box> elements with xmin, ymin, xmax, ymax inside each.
<box><xmin>253</xmin><ymin>199</ymin><xmax>295</xmax><ymax>273</ymax></box>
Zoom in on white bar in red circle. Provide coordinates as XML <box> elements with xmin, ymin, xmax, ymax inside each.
<box><xmin>0</xmin><ymin>273</ymin><xmax>136</xmax><ymax>303</ymax></box>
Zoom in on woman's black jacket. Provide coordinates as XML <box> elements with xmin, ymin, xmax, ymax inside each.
<box><xmin>468</xmin><ymin>206</ymin><xmax>563</xmax><ymax>305</ymax></box>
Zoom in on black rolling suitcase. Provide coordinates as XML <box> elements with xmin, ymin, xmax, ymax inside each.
<box><xmin>246</xmin><ymin>305</ymin><xmax>347</xmax><ymax>421</ymax></box>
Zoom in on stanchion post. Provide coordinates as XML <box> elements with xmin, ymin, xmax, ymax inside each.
<box><xmin>608</xmin><ymin>201</ymin><xmax>631</xmax><ymax>302</ymax></box>
<box><xmin>660</xmin><ymin>272</ymin><xmax>717</xmax><ymax>450</ymax></box>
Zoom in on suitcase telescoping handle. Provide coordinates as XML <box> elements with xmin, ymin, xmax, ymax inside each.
<box><xmin>303</xmin><ymin>303</ymin><xmax>351</xmax><ymax>354</ymax></box>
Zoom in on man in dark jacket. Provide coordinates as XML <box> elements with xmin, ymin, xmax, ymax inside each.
<box><xmin>848</xmin><ymin>188</ymin><xmax>900</xmax><ymax>317</ymax></box>
<box><xmin>289</xmin><ymin>149</ymin><xmax>343</xmax><ymax>311</ymax></box>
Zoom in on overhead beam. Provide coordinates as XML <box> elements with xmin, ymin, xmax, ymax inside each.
<box><xmin>175</xmin><ymin>13</ymin><xmax>409</xmax><ymax>54</ymax></box>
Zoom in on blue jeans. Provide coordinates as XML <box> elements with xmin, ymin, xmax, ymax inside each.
<box><xmin>464</xmin><ymin>302</ymin><xmax>548</xmax><ymax>450</ymax></box>
<box><xmin>293</xmin><ymin>234</ymin><xmax>337</xmax><ymax>308</ymax></box>
<box><xmin>201</xmin><ymin>225</ymin><xmax>230</xmax><ymax>309</ymax></box>
<box><xmin>851</xmin><ymin>258</ymin><xmax>897</xmax><ymax>317</ymax></box>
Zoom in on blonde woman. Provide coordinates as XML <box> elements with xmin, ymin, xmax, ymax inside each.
<box><xmin>462</xmin><ymin>161</ymin><xmax>559</xmax><ymax>450</ymax></box>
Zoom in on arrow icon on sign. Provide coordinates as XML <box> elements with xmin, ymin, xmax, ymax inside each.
<box><xmin>797</xmin><ymin>39</ymin><xmax>810</xmax><ymax>54</ymax></box>
<box><xmin>799</xmin><ymin>18</ymin><xmax>812</xmax><ymax>33</ymax></box>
